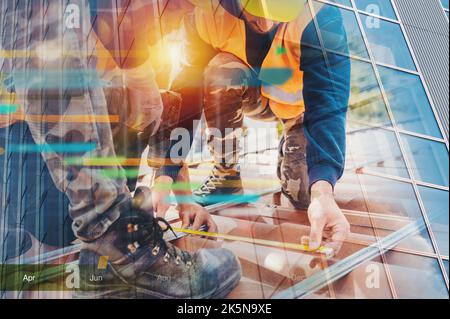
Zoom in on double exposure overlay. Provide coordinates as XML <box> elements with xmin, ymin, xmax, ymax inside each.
<box><xmin>0</xmin><ymin>0</ymin><xmax>448</xmax><ymax>300</ymax></box>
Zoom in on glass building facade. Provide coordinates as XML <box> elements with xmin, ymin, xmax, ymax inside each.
<box><xmin>441</xmin><ymin>0</ymin><xmax>449</xmax><ymax>19</ymax></box>
<box><xmin>263</xmin><ymin>0</ymin><xmax>449</xmax><ymax>298</ymax></box>
<box><xmin>314</xmin><ymin>0</ymin><xmax>449</xmax><ymax>297</ymax></box>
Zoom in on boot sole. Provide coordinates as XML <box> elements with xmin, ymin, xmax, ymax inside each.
<box><xmin>73</xmin><ymin>268</ymin><xmax>241</xmax><ymax>299</ymax></box>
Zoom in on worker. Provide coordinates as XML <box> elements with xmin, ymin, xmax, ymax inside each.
<box><xmin>183</xmin><ymin>0</ymin><xmax>352</xmax><ymax>254</ymax></box>
<box><xmin>1</xmin><ymin>0</ymin><xmax>240</xmax><ymax>298</ymax></box>
<box><xmin>92</xmin><ymin>0</ymin><xmax>215</xmax><ymax>230</ymax></box>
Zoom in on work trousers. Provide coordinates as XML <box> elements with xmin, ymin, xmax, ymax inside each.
<box><xmin>203</xmin><ymin>52</ymin><xmax>310</xmax><ymax>208</ymax></box>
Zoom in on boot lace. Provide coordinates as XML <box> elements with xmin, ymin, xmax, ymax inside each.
<box><xmin>199</xmin><ymin>174</ymin><xmax>222</xmax><ymax>194</ymax></box>
<box><xmin>126</xmin><ymin>216</ymin><xmax>192</xmax><ymax>267</ymax></box>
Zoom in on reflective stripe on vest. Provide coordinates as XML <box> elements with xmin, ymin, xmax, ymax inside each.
<box><xmin>262</xmin><ymin>84</ymin><xmax>303</xmax><ymax>105</ymax></box>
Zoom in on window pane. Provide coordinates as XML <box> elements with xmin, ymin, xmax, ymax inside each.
<box><xmin>361</xmin><ymin>14</ymin><xmax>416</xmax><ymax>70</ymax></box>
<box><xmin>329</xmin><ymin>0</ymin><xmax>352</xmax><ymax>7</ymax></box>
<box><xmin>357</xmin><ymin>174</ymin><xmax>435</xmax><ymax>253</ymax></box>
<box><xmin>324</xmin><ymin>253</ymin><xmax>447</xmax><ymax>298</ymax></box>
<box><xmin>355</xmin><ymin>0</ymin><xmax>397</xmax><ymax>19</ymax></box>
<box><xmin>348</xmin><ymin>128</ymin><xmax>409</xmax><ymax>178</ymax></box>
<box><xmin>335</xmin><ymin>171</ymin><xmax>434</xmax><ymax>254</ymax></box>
<box><xmin>299</xmin><ymin>2</ymin><xmax>321</xmax><ymax>47</ymax></box>
<box><xmin>358</xmin><ymin>175</ymin><xmax>422</xmax><ymax>218</ymax></box>
<box><xmin>347</xmin><ymin>59</ymin><xmax>391</xmax><ymax>129</ymax></box>
<box><xmin>418</xmin><ymin>186</ymin><xmax>449</xmax><ymax>256</ymax></box>
<box><xmin>378</xmin><ymin>66</ymin><xmax>442</xmax><ymax>138</ymax></box>
<box><xmin>313</xmin><ymin>2</ymin><xmax>369</xmax><ymax>58</ymax></box>
<box><xmin>401</xmin><ymin>135</ymin><xmax>449</xmax><ymax>187</ymax></box>
<box><xmin>384</xmin><ymin>252</ymin><xmax>449</xmax><ymax>299</ymax></box>
<box><xmin>330</xmin><ymin>256</ymin><xmax>394</xmax><ymax>298</ymax></box>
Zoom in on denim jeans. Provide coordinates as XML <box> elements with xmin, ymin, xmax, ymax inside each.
<box><xmin>0</xmin><ymin>0</ymin><xmax>129</xmax><ymax>242</ymax></box>
<box><xmin>0</xmin><ymin>123</ymin><xmax>75</xmax><ymax>253</ymax></box>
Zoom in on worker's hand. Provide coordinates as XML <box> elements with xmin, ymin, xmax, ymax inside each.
<box><xmin>126</xmin><ymin>87</ymin><xmax>164</xmax><ymax>133</ymax></box>
<box><xmin>152</xmin><ymin>175</ymin><xmax>175</xmax><ymax>219</ymax></box>
<box><xmin>307</xmin><ymin>181</ymin><xmax>350</xmax><ymax>256</ymax></box>
<box><xmin>123</xmin><ymin>58</ymin><xmax>164</xmax><ymax>133</ymax></box>
<box><xmin>159</xmin><ymin>90</ymin><xmax>182</xmax><ymax>129</ymax></box>
<box><xmin>177</xmin><ymin>202</ymin><xmax>218</xmax><ymax>233</ymax></box>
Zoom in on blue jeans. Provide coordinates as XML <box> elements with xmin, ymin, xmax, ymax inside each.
<box><xmin>0</xmin><ymin>122</ymin><xmax>75</xmax><ymax>254</ymax></box>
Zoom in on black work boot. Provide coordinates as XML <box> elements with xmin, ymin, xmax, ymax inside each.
<box><xmin>193</xmin><ymin>165</ymin><xmax>244</xmax><ymax>206</ymax></box>
<box><xmin>75</xmin><ymin>199</ymin><xmax>241</xmax><ymax>299</ymax></box>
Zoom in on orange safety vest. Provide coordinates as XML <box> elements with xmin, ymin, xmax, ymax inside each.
<box><xmin>194</xmin><ymin>1</ymin><xmax>318</xmax><ymax>119</ymax></box>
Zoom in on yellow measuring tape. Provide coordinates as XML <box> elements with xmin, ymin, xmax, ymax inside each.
<box><xmin>172</xmin><ymin>227</ymin><xmax>334</xmax><ymax>259</ymax></box>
